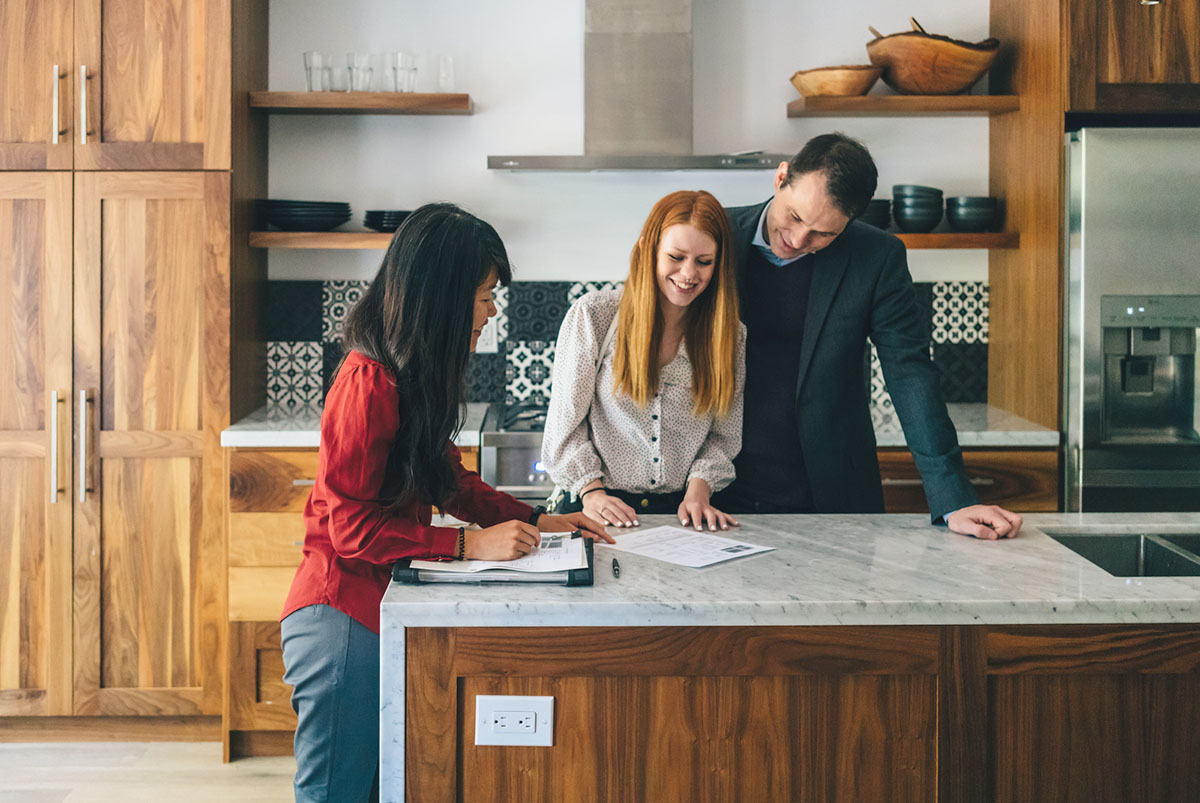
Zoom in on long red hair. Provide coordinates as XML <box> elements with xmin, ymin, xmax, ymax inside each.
<box><xmin>611</xmin><ymin>190</ymin><xmax>740</xmax><ymax>417</ymax></box>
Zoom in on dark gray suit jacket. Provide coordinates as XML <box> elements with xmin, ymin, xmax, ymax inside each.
<box><xmin>727</xmin><ymin>201</ymin><xmax>977</xmax><ymax>521</ymax></box>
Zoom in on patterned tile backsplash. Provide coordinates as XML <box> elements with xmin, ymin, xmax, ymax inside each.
<box><xmin>263</xmin><ymin>279</ymin><xmax>990</xmax><ymax>415</ymax></box>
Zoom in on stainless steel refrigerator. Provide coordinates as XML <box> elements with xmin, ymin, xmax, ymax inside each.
<box><xmin>1064</xmin><ymin>127</ymin><xmax>1200</xmax><ymax>511</ymax></box>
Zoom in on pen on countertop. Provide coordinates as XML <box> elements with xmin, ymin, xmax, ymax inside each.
<box><xmin>611</xmin><ymin>557</ymin><xmax>620</xmax><ymax>578</ymax></box>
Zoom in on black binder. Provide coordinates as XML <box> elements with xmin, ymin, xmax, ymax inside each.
<box><xmin>392</xmin><ymin>532</ymin><xmax>594</xmax><ymax>586</ymax></box>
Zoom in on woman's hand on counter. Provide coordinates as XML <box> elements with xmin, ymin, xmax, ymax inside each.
<box><xmin>582</xmin><ymin>488</ymin><xmax>639</xmax><ymax>528</ymax></box>
<box><xmin>946</xmin><ymin>505</ymin><xmax>1023</xmax><ymax>540</ymax></box>
<box><xmin>679</xmin><ymin>479</ymin><xmax>738</xmax><ymax>532</ymax></box>
<box><xmin>537</xmin><ymin>512</ymin><xmax>616</xmax><ymax>544</ymax></box>
<box><xmin>464</xmin><ymin>521</ymin><xmax>541</xmax><ymax>560</ymax></box>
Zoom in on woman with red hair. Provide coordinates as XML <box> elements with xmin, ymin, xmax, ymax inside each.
<box><xmin>543</xmin><ymin>190</ymin><xmax>746</xmax><ymax>531</ymax></box>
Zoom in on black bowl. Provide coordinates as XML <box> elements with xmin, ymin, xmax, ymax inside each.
<box><xmin>893</xmin><ymin>184</ymin><xmax>943</xmax><ymax>198</ymax></box>
<box><xmin>945</xmin><ymin>196</ymin><xmax>998</xmax><ymax>208</ymax></box>
<box><xmin>945</xmin><ymin>206</ymin><xmax>998</xmax><ymax>232</ymax></box>
<box><xmin>893</xmin><ymin>208</ymin><xmax>943</xmax><ymax>233</ymax></box>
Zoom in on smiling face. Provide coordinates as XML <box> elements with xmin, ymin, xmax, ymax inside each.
<box><xmin>764</xmin><ymin>166</ymin><xmax>852</xmax><ymax>260</ymax></box>
<box><xmin>654</xmin><ymin>223</ymin><xmax>717</xmax><ymax>312</ymax></box>
<box><xmin>470</xmin><ymin>269</ymin><xmax>499</xmax><ymax>352</ymax></box>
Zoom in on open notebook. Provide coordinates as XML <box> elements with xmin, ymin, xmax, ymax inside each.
<box><xmin>392</xmin><ymin>531</ymin><xmax>594</xmax><ymax>586</ymax></box>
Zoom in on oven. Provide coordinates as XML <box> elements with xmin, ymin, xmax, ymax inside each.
<box><xmin>478</xmin><ymin>403</ymin><xmax>554</xmax><ymax>504</ymax></box>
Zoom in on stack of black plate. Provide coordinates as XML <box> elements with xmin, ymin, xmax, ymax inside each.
<box><xmin>363</xmin><ymin>210</ymin><xmax>411</xmax><ymax>233</ymax></box>
<box><xmin>858</xmin><ymin>198</ymin><xmax>892</xmax><ymax>229</ymax></box>
<box><xmin>255</xmin><ymin>199</ymin><xmax>351</xmax><ymax>232</ymax></box>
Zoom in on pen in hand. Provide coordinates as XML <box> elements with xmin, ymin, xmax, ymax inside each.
<box><xmin>611</xmin><ymin>557</ymin><xmax>620</xmax><ymax>578</ymax></box>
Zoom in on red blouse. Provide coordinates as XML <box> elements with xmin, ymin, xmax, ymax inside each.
<box><xmin>282</xmin><ymin>350</ymin><xmax>534</xmax><ymax>633</ymax></box>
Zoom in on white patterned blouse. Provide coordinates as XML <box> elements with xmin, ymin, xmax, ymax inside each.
<box><xmin>541</xmin><ymin>289</ymin><xmax>747</xmax><ymax>498</ymax></box>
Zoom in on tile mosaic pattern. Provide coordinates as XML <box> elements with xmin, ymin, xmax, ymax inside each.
<box><xmin>467</xmin><ymin>352</ymin><xmax>506</xmax><ymax>404</ymax></box>
<box><xmin>266</xmin><ymin>281</ymin><xmax>323</xmax><ymax>342</ymax></box>
<box><xmin>322</xmin><ymin>280</ymin><xmax>369</xmax><ymax>342</ymax></box>
<box><xmin>261</xmin><ymin>278</ymin><xmax>990</xmax><ymax>413</ymax></box>
<box><xmin>267</xmin><ymin>341</ymin><xmax>324</xmax><ymax>411</ymax></box>
<box><xmin>568</xmin><ymin>280</ymin><xmax>624</xmax><ymax>305</ymax></box>
<box><xmin>507</xmin><ymin>281</ymin><xmax>571</xmax><ymax>341</ymax></box>
<box><xmin>505</xmin><ymin>340</ymin><xmax>556</xmax><ymax>406</ymax></box>
<box><xmin>931</xmin><ymin>281</ymin><xmax>988</xmax><ymax>344</ymax></box>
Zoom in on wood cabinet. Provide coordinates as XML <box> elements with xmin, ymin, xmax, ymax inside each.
<box><xmin>878</xmin><ymin>448</ymin><xmax>1058</xmax><ymax>513</ymax></box>
<box><xmin>0</xmin><ymin>0</ymin><xmax>231</xmax><ymax>170</ymax></box>
<box><xmin>1066</xmin><ymin>0</ymin><xmax>1200</xmax><ymax>112</ymax></box>
<box><xmin>0</xmin><ymin>173</ymin><xmax>74</xmax><ymax>716</ymax></box>
<box><xmin>0</xmin><ymin>173</ymin><xmax>230</xmax><ymax>719</ymax></box>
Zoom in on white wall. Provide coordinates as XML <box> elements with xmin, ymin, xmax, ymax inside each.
<box><xmin>268</xmin><ymin>0</ymin><xmax>992</xmax><ymax>283</ymax></box>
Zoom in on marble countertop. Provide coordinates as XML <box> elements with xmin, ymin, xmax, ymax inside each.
<box><xmin>219</xmin><ymin>402</ymin><xmax>493</xmax><ymax>449</ymax></box>
<box><xmin>874</xmin><ymin>403</ymin><xmax>1058</xmax><ymax>447</ymax></box>
<box><xmin>380</xmin><ymin>513</ymin><xmax>1200</xmax><ymax>628</ymax></box>
<box><xmin>222</xmin><ymin>401</ymin><xmax>1057</xmax><ymax>449</ymax></box>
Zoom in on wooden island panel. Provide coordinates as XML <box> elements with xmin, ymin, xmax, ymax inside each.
<box><xmin>405</xmin><ymin>624</ymin><xmax>1200</xmax><ymax>802</ymax></box>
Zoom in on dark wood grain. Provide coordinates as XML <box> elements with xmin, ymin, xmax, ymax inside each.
<box><xmin>229</xmin><ymin>450</ymin><xmax>321</xmax><ymax>513</ymax></box>
<box><xmin>877</xmin><ymin>449</ymin><xmax>1058</xmax><ymax>513</ymax></box>
<box><xmin>938</xmin><ymin>627</ymin><xmax>988</xmax><ymax>803</ymax></box>
<box><xmin>986</xmin><ymin>625</ymin><xmax>1200</xmax><ymax>674</ymax></box>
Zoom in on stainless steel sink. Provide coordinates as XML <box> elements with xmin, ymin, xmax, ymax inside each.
<box><xmin>1046</xmin><ymin>532</ymin><xmax>1200</xmax><ymax>577</ymax></box>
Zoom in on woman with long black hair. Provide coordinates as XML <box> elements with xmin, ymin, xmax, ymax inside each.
<box><xmin>280</xmin><ymin>203</ymin><xmax>609</xmax><ymax>803</ymax></box>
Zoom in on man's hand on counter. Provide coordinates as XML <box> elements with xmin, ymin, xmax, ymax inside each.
<box><xmin>537</xmin><ymin>512</ymin><xmax>616</xmax><ymax>543</ymax></box>
<box><xmin>947</xmin><ymin>505</ymin><xmax>1024</xmax><ymax>540</ymax></box>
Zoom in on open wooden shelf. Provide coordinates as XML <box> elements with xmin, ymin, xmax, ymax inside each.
<box><xmin>787</xmin><ymin>95</ymin><xmax>1019</xmax><ymax>117</ymax></box>
<box><xmin>895</xmin><ymin>232</ymin><xmax>1018</xmax><ymax>249</ymax></box>
<box><xmin>249</xmin><ymin>231</ymin><xmax>393</xmax><ymax>249</ymax></box>
<box><xmin>251</xmin><ymin>230</ymin><xmax>1018</xmax><ymax>251</ymax></box>
<box><xmin>248</xmin><ymin>91</ymin><xmax>473</xmax><ymax>115</ymax></box>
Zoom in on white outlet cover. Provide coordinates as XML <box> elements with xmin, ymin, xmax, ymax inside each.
<box><xmin>474</xmin><ymin>694</ymin><xmax>554</xmax><ymax>747</ymax></box>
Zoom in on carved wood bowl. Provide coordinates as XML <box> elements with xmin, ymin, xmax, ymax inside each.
<box><xmin>866</xmin><ymin>20</ymin><xmax>1000</xmax><ymax>95</ymax></box>
<box><xmin>789</xmin><ymin>65</ymin><xmax>883</xmax><ymax>97</ymax></box>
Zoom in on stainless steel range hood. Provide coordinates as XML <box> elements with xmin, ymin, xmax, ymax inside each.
<box><xmin>488</xmin><ymin>0</ymin><xmax>786</xmax><ymax>171</ymax></box>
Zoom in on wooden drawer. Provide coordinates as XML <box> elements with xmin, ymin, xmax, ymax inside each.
<box><xmin>228</xmin><ymin>621</ymin><xmax>296</xmax><ymax>732</ymax></box>
<box><xmin>878</xmin><ymin>449</ymin><xmax>1059</xmax><ymax>513</ymax></box>
<box><xmin>229</xmin><ymin>567</ymin><xmax>296</xmax><ymax>621</ymax></box>
<box><xmin>230</xmin><ymin>449</ymin><xmax>319</xmax><ymax>512</ymax></box>
<box><xmin>229</xmin><ymin>512</ymin><xmax>305</xmax><ymax>567</ymax></box>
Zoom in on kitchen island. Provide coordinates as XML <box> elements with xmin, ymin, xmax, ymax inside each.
<box><xmin>381</xmin><ymin>513</ymin><xmax>1200</xmax><ymax>802</ymax></box>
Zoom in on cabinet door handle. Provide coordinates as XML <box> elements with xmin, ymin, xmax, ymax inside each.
<box><xmin>79</xmin><ymin>65</ymin><xmax>88</xmax><ymax>145</ymax></box>
<box><xmin>51</xmin><ymin>64</ymin><xmax>61</xmax><ymax>144</ymax></box>
<box><xmin>78</xmin><ymin>390</ymin><xmax>94</xmax><ymax>503</ymax></box>
<box><xmin>292</xmin><ymin>479</ymin><xmax>316</xmax><ymax>487</ymax></box>
<box><xmin>882</xmin><ymin>476</ymin><xmax>996</xmax><ymax>487</ymax></box>
<box><xmin>49</xmin><ymin>390</ymin><xmax>65</xmax><ymax>503</ymax></box>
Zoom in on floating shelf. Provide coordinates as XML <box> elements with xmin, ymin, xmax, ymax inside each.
<box><xmin>787</xmin><ymin>95</ymin><xmax>1019</xmax><ymax>117</ymax></box>
<box><xmin>250</xmin><ymin>231</ymin><xmax>394</xmax><ymax>249</ymax></box>
<box><xmin>248</xmin><ymin>91</ymin><xmax>473</xmax><ymax>115</ymax></box>
<box><xmin>251</xmin><ymin>230</ymin><xmax>1018</xmax><ymax>251</ymax></box>
<box><xmin>894</xmin><ymin>232</ymin><xmax>1018</xmax><ymax>249</ymax></box>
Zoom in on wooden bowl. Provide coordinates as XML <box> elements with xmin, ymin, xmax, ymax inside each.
<box><xmin>866</xmin><ymin>21</ymin><xmax>999</xmax><ymax>95</ymax></box>
<box><xmin>789</xmin><ymin>65</ymin><xmax>883</xmax><ymax>97</ymax></box>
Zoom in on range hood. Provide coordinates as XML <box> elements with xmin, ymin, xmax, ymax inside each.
<box><xmin>488</xmin><ymin>0</ymin><xmax>786</xmax><ymax>171</ymax></box>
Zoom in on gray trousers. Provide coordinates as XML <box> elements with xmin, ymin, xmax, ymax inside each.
<box><xmin>281</xmin><ymin>604</ymin><xmax>380</xmax><ymax>803</ymax></box>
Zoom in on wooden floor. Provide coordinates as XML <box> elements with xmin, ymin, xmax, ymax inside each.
<box><xmin>0</xmin><ymin>742</ymin><xmax>295</xmax><ymax>802</ymax></box>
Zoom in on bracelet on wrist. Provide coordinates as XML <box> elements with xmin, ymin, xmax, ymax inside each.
<box><xmin>528</xmin><ymin>505</ymin><xmax>547</xmax><ymax>526</ymax></box>
<box><xmin>456</xmin><ymin>526</ymin><xmax>465</xmax><ymax>560</ymax></box>
<box><xmin>580</xmin><ymin>486</ymin><xmax>605</xmax><ymax>499</ymax></box>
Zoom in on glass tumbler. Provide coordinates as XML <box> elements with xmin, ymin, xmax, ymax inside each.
<box><xmin>303</xmin><ymin>51</ymin><xmax>329</xmax><ymax>91</ymax></box>
<box><xmin>347</xmin><ymin>53</ymin><xmax>373</xmax><ymax>92</ymax></box>
<box><xmin>437</xmin><ymin>54</ymin><xmax>455</xmax><ymax>92</ymax></box>
<box><xmin>388</xmin><ymin>51</ymin><xmax>417</xmax><ymax>92</ymax></box>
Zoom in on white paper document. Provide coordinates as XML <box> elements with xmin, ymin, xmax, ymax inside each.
<box><xmin>408</xmin><ymin>532</ymin><xmax>587</xmax><ymax>574</ymax></box>
<box><xmin>602</xmin><ymin>526</ymin><xmax>774</xmax><ymax>568</ymax></box>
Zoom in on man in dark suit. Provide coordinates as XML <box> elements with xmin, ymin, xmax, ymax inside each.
<box><xmin>711</xmin><ymin>133</ymin><xmax>1022</xmax><ymax>539</ymax></box>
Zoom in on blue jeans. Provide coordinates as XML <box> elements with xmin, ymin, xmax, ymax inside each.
<box><xmin>281</xmin><ymin>604</ymin><xmax>380</xmax><ymax>803</ymax></box>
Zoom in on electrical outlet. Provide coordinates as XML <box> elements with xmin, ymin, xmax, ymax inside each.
<box><xmin>474</xmin><ymin>695</ymin><xmax>554</xmax><ymax>746</ymax></box>
<box><xmin>474</xmin><ymin>316</ymin><xmax>499</xmax><ymax>353</ymax></box>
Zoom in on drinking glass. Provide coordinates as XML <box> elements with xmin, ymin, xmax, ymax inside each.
<box><xmin>303</xmin><ymin>51</ymin><xmax>329</xmax><ymax>91</ymax></box>
<box><xmin>347</xmin><ymin>52</ymin><xmax>373</xmax><ymax>92</ymax></box>
<box><xmin>387</xmin><ymin>51</ymin><xmax>417</xmax><ymax>92</ymax></box>
<box><xmin>437</xmin><ymin>54</ymin><xmax>455</xmax><ymax>92</ymax></box>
